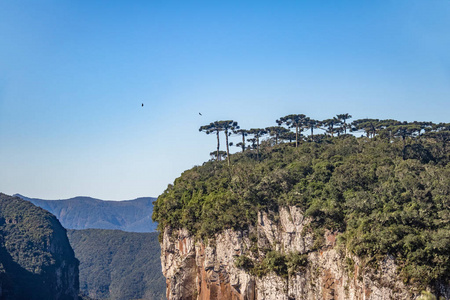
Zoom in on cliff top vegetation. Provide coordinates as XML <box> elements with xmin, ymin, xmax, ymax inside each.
<box><xmin>152</xmin><ymin>115</ymin><xmax>450</xmax><ymax>288</ymax></box>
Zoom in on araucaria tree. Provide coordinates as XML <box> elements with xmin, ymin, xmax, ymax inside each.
<box><xmin>351</xmin><ymin>118</ymin><xmax>380</xmax><ymax>138</ymax></box>
<box><xmin>199</xmin><ymin>122</ymin><xmax>222</xmax><ymax>161</ymax></box>
<box><xmin>322</xmin><ymin>118</ymin><xmax>339</xmax><ymax>137</ymax></box>
<box><xmin>248</xmin><ymin>128</ymin><xmax>267</xmax><ymax>159</ymax></box>
<box><xmin>234</xmin><ymin>129</ymin><xmax>248</xmax><ymax>152</ymax></box>
<box><xmin>277</xmin><ymin>114</ymin><xmax>306</xmax><ymax>147</ymax></box>
<box><xmin>210</xmin><ymin>150</ymin><xmax>227</xmax><ymax>161</ymax></box>
<box><xmin>217</xmin><ymin>120</ymin><xmax>239</xmax><ymax>166</ymax></box>
<box><xmin>279</xmin><ymin>131</ymin><xmax>296</xmax><ymax>144</ymax></box>
<box><xmin>266</xmin><ymin>126</ymin><xmax>290</xmax><ymax>145</ymax></box>
<box><xmin>305</xmin><ymin>117</ymin><xmax>320</xmax><ymax>137</ymax></box>
<box><xmin>200</xmin><ymin>120</ymin><xmax>239</xmax><ymax>165</ymax></box>
<box><xmin>336</xmin><ymin>113</ymin><xmax>352</xmax><ymax>134</ymax></box>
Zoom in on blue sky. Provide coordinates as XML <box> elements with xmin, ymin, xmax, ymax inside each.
<box><xmin>1</xmin><ymin>1</ymin><xmax>449</xmax><ymax>200</ymax></box>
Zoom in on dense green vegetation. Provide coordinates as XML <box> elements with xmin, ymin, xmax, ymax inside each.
<box><xmin>0</xmin><ymin>193</ymin><xmax>79</xmax><ymax>300</ymax></box>
<box><xmin>235</xmin><ymin>251</ymin><xmax>308</xmax><ymax>278</ymax></box>
<box><xmin>153</xmin><ymin>128</ymin><xmax>450</xmax><ymax>289</ymax></box>
<box><xmin>17</xmin><ymin>195</ymin><xmax>157</xmax><ymax>232</ymax></box>
<box><xmin>67</xmin><ymin>229</ymin><xmax>165</xmax><ymax>300</ymax></box>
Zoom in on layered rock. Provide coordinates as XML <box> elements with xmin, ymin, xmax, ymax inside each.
<box><xmin>0</xmin><ymin>193</ymin><xmax>79</xmax><ymax>300</ymax></box>
<box><xmin>160</xmin><ymin>206</ymin><xmax>447</xmax><ymax>300</ymax></box>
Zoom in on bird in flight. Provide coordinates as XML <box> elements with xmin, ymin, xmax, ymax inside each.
<box><xmin>142</xmin><ymin>103</ymin><xmax>144</xmax><ymax>107</ymax></box>
<box><xmin>199</xmin><ymin>112</ymin><xmax>202</xmax><ymax>116</ymax></box>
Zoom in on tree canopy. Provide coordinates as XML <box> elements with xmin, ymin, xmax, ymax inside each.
<box><xmin>277</xmin><ymin>114</ymin><xmax>307</xmax><ymax>147</ymax></box>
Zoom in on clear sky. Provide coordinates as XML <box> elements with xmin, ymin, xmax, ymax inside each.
<box><xmin>1</xmin><ymin>1</ymin><xmax>449</xmax><ymax>200</ymax></box>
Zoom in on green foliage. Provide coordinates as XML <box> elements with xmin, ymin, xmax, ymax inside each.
<box><xmin>234</xmin><ymin>255</ymin><xmax>254</xmax><ymax>270</ymax></box>
<box><xmin>285</xmin><ymin>252</ymin><xmax>308</xmax><ymax>275</ymax></box>
<box><xmin>153</xmin><ymin>136</ymin><xmax>450</xmax><ymax>288</ymax></box>
<box><xmin>67</xmin><ymin>229</ymin><xmax>165</xmax><ymax>300</ymax></box>
<box><xmin>0</xmin><ymin>193</ymin><xmax>79</xmax><ymax>300</ymax></box>
<box><xmin>344</xmin><ymin>257</ymin><xmax>355</xmax><ymax>277</ymax></box>
<box><xmin>417</xmin><ymin>291</ymin><xmax>437</xmax><ymax>300</ymax></box>
<box><xmin>235</xmin><ymin>251</ymin><xmax>307</xmax><ymax>278</ymax></box>
<box><xmin>263</xmin><ymin>250</ymin><xmax>288</xmax><ymax>277</ymax></box>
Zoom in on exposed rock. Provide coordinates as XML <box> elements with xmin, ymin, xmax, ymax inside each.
<box><xmin>160</xmin><ymin>206</ymin><xmax>448</xmax><ymax>300</ymax></box>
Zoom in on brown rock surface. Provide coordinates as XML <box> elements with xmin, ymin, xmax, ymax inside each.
<box><xmin>160</xmin><ymin>207</ymin><xmax>448</xmax><ymax>300</ymax></box>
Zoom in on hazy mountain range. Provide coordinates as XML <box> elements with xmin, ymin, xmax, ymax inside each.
<box><xmin>15</xmin><ymin>194</ymin><xmax>157</xmax><ymax>232</ymax></box>
<box><xmin>11</xmin><ymin>193</ymin><xmax>165</xmax><ymax>299</ymax></box>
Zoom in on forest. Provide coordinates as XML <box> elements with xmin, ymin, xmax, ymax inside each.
<box><xmin>68</xmin><ymin>229</ymin><xmax>165</xmax><ymax>300</ymax></box>
<box><xmin>153</xmin><ymin>113</ymin><xmax>450</xmax><ymax>289</ymax></box>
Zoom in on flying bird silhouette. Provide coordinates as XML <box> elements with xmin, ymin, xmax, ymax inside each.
<box><xmin>142</xmin><ymin>103</ymin><xmax>144</xmax><ymax>107</ymax></box>
<box><xmin>199</xmin><ymin>112</ymin><xmax>202</xmax><ymax>116</ymax></box>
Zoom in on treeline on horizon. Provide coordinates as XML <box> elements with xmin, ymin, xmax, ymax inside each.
<box><xmin>199</xmin><ymin>113</ymin><xmax>450</xmax><ymax>165</ymax></box>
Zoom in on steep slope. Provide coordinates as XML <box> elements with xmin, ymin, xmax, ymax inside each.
<box><xmin>161</xmin><ymin>210</ymin><xmax>412</xmax><ymax>300</ymax></box>
<box><xmin>67</xmin><ymin>229</ymin><xmax>165</xmax><ymax>300</ymax></box>
<box><xmin>0</xmin><ymin>193</ymin><xmax>79</xmax><ymax>300</ymax></box>
<box><xmin>16</xmin><ymin>195</ymin><xmax>157</xmax><ymax>232</ymax></box>
<box><xmin>153</xmin><ymin>136</ymin><xmax>450</xmax><ymax>299</ymax></box>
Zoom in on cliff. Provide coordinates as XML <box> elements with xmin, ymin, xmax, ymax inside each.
<box><xmin>153</xmin><ymin>137</ymin><xmax>450</xmax><ymax>299</ymax></box>
<box><xmin>0</xmin><ymin>193</ymin><xmax>79</xmax><ymax>300</ymax></box>
<box><xmin>161</xmin><ymin>206</ymin><xmax>449</xmax><ymax>300</ymax></box>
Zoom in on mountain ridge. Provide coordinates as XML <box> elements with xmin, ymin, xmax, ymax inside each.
<box><xmin>0</xmin><ymin>193</ymin><xmax>79</xmax><ymax>299</ymax></box>
<box><xmin>15</xmin><ymin>194</ymin><xmax>151</xmax><ymax>203</ymax></box>
<box><xmin>15</xmin><ymin>194</ymin><xmax>157</xmax><ymax>232</ymax></box>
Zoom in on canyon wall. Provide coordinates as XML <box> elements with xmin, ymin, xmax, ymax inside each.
<box><xmin>160</xmin><ymin>206</ymin><xmax>448</xmax><ymax>300</ymax></box>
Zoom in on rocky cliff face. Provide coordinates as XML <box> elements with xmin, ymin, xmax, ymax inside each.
<box><xmin>0</xmin><ymin>193</ymin><xmax>79</xmax><ymax>300</ymax></box>
<box><xmin>160</xmin><ymin>206</ymin><xmax>448</xmax><ymax>300</ymax></box>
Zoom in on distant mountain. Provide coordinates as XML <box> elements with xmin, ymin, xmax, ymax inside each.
<box><xmin>15</xmin><ymin>194</ymin><xmax>157</xmax><ymax>232</ymax></box>
<box><xmin>67</xmin><ymin>229</ymin><xmax>165</xmax><ymax>300</ymax></box>
<box><xmin>0</xmin><ymin>193</ymin><xmax>79</xmax><ymax>300</ymax></box>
